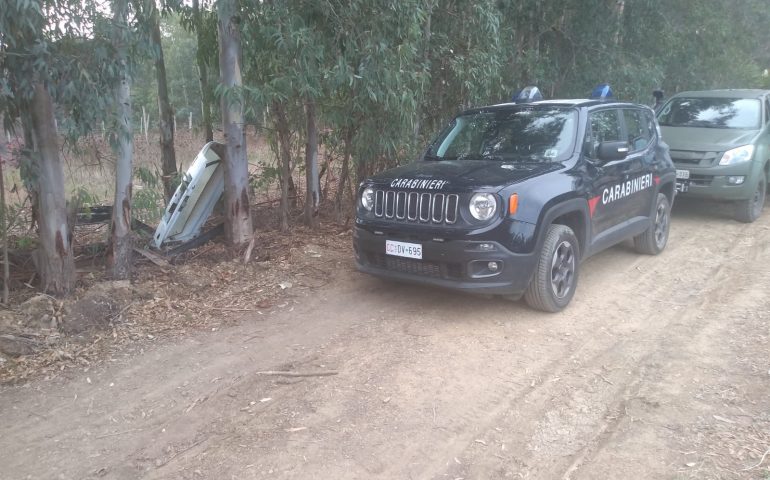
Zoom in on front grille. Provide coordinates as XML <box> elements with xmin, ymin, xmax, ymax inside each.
<box><xmin>366</xmin><ymin>253</ymin><xmax>462</xmax><ymax>279</ymax></box>
<box><xmin>671</xmin><ymin>150</ymin><xmax>720</xmax><ymax>167</ymax></box>
<box><xmin>688</xmin><ymin>174</ymin><xmax>713</xmax><ymax>187</ymax></box>
<box><xmin>374</xmin><ymin>190</ymin><xmax>459</xmax><ymax>224</ymax></box>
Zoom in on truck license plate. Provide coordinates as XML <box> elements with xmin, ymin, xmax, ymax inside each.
<box><xmin>676</xmin><ymin>169</ymin><xmax>690</xmax><ymax>180</ymax></box>
<box><xmin>385</xmin><ymin>240</ymin><xmax>422</xmax><ymax>259</ymax></box>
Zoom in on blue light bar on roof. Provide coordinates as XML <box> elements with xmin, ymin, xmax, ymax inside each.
<box><xmin>590</xmin><ymin>83</ymin><xmax>613</xmax><ymax>100</ymax></box>
<box><xmin>511</xmin><ymin>86</ymin><xmax>543</xmax><ymax>103</ymax></box>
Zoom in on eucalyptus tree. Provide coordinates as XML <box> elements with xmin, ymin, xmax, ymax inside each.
<box><xmin>217</xmin><ymin>0</ymin><xmax>253</xmax><ymax>245</ymax></box>
<box><xmin>241</xmin><ymin>0</ymin><xmax>327</xmax><ymax>231</ymax></box>
<box><xmin>110</xmin><ymin>0</ymin><xmax>134</xmax><ymax>279</ymax></box>
<box><xmin>0</xmin><ymin>0</ymin><xmax>119</xmax><ymax>294</ymax></box>
<box><xmin>415</xmin><ymin>0</ymin><xmax>506</xmax><ymax>140</ymax></box>
<box><xmin>179</xmin><ymin>0</ymin><xmax>218</xmax><ymax>142</ymax></box>
<box><xmin>321</xmin><ymin>0</ymin><xmax>426</xmax><ymax>212</ymax></box>
<box><xmin>141</xmin><ymin>0</ymin><xmax>177</xmax><ymax>202</ymax></box>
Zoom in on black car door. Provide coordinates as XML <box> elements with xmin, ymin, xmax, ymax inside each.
<box><xmin>585</xmin><ymin>108</ymin><xmax>632</xmax><ymax>238</ymax></box>
<box><xmin>619</xmin><ymin>107</ymin><xmax>657</xmax><ymax>218</ymax></box>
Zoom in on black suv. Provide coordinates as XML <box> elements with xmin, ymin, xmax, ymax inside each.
<box><xmin>354</xmin><ymin>90</ymin><xmax>676</xmax><ymax>311</ymax></box>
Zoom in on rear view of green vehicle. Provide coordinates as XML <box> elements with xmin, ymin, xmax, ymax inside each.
<box><xmin>657</xmin><ymin>89</ymin><xmax>770</xmax><ymax>222</ymax></box>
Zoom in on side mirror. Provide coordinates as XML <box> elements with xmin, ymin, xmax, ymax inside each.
<box><xmin>597</xmin><ymin>141</ymin><xmax>630</xmax><ymax>162</ymax></box>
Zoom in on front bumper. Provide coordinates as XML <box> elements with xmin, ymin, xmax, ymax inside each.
<box><xmin>674</xmin><ymin>162</ymin><xmax>756</xmax><ymax>201</ymax></box>
<box><xmin>353</xmin><ymin>226</ymin><xmax>538</xmax><ymax>297</ymax></box>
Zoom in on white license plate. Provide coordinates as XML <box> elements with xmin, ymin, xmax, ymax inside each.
<box><xmin>385</xmin><ymin>240</ymin><xmax>422</xmax><ymax>259</ymax></box>
<box><xmin>676</xmin><ymin>169</ymin><xmax>690</xmax><ymax>180</ymax></box>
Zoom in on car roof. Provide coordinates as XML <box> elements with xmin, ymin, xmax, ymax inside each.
<box><xmin>670</xmin><ymin>89</ymin><xmax>770</xmax><ymax>99</ymax></box>
<box><xmin>478</xmin><ymin>99</ymin><xmax>647</xmax><ymax>111</ymax></box>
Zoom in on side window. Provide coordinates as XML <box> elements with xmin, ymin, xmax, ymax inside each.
<box><xmin>623</xmin><ymin>109</ymin><xmax>653</xmax><ymax>152</ymax></box>
<box><xmin>585</xmin><ymin>109</ymin><xmax>622</xmax><ymax>157</ymax></box>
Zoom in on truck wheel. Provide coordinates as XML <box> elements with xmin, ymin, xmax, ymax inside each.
<box><xmin>734</xmin><ymin>174</ymin><xmax>766</xmax><ymax>223</ymax></box>
<box><xmin>524</xmin><ymin>224</ymin><xmax>579</xmax><ymax>312</ymax></box>
<box><xmin>634</xmin><ymin>193</ymin><xmax>671</xmax><ymax>255</ymax></box>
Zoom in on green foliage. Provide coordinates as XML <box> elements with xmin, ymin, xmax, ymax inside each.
<box><xmin>131</xmin><ymin>12</ymin><xmax>210</xmax><ymax>127</ymax></box>
<box><xmin>132</xmin><ymin>165</ymin><xmax>165</xmax><ymax>223</ymax></box>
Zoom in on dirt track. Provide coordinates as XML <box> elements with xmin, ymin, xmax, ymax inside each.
<box><xmin>2</xmin><ymin>199</ymin><xmax>770</xmax><ymax>480</ymax></box>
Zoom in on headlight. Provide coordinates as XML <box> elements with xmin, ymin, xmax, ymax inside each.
<box><xmin>469</xmin><ymin>193</ymin><xmax>497</xmax><ymax>221</ymax></box>
<box><xmin>361</xmin><ymin>187</ymin><xmax>375</xmax><ymax>211</ymax></box>
<box><xmin>719</xmin><ymin>145</ymin><xmax>754</xmax><ymax>165</ymax></box>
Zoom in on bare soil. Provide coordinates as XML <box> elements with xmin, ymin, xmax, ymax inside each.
<box><xmin>1</xmin><ymin>199</ymin><xmax>770</xmax><ymax>480</ymax></box>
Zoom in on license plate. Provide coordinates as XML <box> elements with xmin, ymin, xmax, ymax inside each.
<box><xmin>676</xmin><ymin>169</ymin><xmax>690</xmax><ymax>180</ymax></box>
<box><xmin>676</xmin><ymin>180</ymin><xmax>689</xmax><ymax>193</ymax></box>
<box><xmin>385</xmin><ymin>240</ymin><xmax>422</xmax><ymax>259</ymax></box>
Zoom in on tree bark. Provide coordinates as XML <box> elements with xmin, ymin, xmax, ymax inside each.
<box><xmin>335</xmin><ymin>126</ymin><xmax>353</xmax><ymax>221</ymax></box>
<box><xmin>0</xmin><ymin>153</ymin><xmax>9</xmax><ymax>304</ymax></box>
<box><xmin>110</xmin><ymin>0</ymin><xmax>133</xmax><ymax>280</ymax></box>
<box><xmin>29</xmin><ymin>84</ymin><xmax>75</xmax><ymax>295</ymax></box>
<box><xmin>149</xmin><ymin>6</ymin><xmax>177</xmax><ymax>202</ymax></box>
<box><xmin>304</xmin><ymin>97</ymin><xmax>320</xmax><ymax>228</ymax></box>
<box><xmin>413</xmin><ymin>0</ymin><xmax>434</xmax><ymax>143</ymax></box>
<box><xmin>217</xmin><ymin>0</ymin><xmax>253</xmax><ymax>246</ymax></box>
<box><xmin>273</xmin><ymin>101</ymin><xmax>292</xmax><ymax>232</ymax></box>
<box><xmin>19</xmin><ymin>110</ymin><xmax>38</xmax><ymax>232</ymax></box>
<box><xmin>193</xmin><ymin>0</ymin><xmax>214</xmax><ymax>143</ymax></box>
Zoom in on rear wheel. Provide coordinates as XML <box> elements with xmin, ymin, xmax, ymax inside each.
<box><xmin>524</xmin><ymin>224</ymin><xmax>579</xmax><ymax>312</ymax></box>
<box><xmin>634</xmin><ymin>193</ymin><xmax>671</xmax><ymax>255</ymax></box>
<box><xmin>734</xmin><ymin>173</ymin><xmax>766</xmax><ymax>223</ymax></box>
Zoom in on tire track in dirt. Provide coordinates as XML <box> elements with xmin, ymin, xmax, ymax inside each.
<box><xmin>427</xmin><ymin>210</ymin><xmax>770</xmax><ymax>479</ymax></box>
<box><xmin>2</xmin><ymin>205</ymin><xmax>768</xmax><ymax>480</ymax></box>
<box><xmin>146</xmin><ymin>209</ymin><xmax>760</xmax><ymax>479</ymax></box>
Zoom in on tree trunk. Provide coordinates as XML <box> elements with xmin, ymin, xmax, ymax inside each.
<box><xmin>413</xmin><ymin>0</ymin><xmax>434</xmax><ymax>143</ymax></box>
<box><xmin>150</xmin><ymin>6</ymin><xmax>177</xmax><ymax>202</ymax></box>
<box><xmin>0</xmin><ymin>154</ymin><xmax>9</xmax><ymax>304</ymax></box>
<box><xmin>355</xmin><ymin>157</ymin><xmax>367</xmax><ymax>187</ymax></box>
<box><xmin>273</xmin><ymin>101</ymin><xmax>292</xmax><ymax>232</ymax></box>
<box><xmin>217</xmin><ymin>0</ymin><xmax>253</xmax><ymax>246</ymax></box>
<box><xmin>19</xmin><ymin>110</ymin><xmax>38</xmax><ymax>232</ymax></box>
<box><xmin>29</xmin><ymin>84</ymin><xmax>75</xmax><ymax>295</ymax></box>
<box><xmin>304</xmin><ymin>97</ymin><xmax>320</xmax><ymax>228</ymax></box>
<box><xmin>194</xmin><ymin>0</ymin><xmax>214</xmax><ymax>143</ymax></box>
<box><xmin>110</xmin><ymin>0</ymin><xmax>133</xmax><ymax>280</ymax></box>
<box><xmin>335</xmin><ymin>127</ymin><xmax>353</xmax><ymax>221</ymax></box>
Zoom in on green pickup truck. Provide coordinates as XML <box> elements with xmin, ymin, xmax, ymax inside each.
<box><xmin>657</xmin><ymin>89</ymin><xmax>770</xmax><ymax>222</ymax></box>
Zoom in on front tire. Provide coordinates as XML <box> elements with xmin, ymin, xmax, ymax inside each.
<box><xmin>734</xmin><ymin>173</ymin><xmax>766</xmax><ymax>223</ymax></box>
<box><xmin>634</xmin><ymin>193</ymin><xmax>671</xmax><ymax>255</ymax></box>
<box><xmin>524</xmin><ymin>224</ymin><xmax>579</xmax><ymax>312</ymax></box>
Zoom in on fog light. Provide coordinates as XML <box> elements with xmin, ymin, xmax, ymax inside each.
<box><xmin>727</xmin><ymin>176</ymin><xmax>745</xmax><ymax>185</ymax></box>
<box><xmin>487</xmin><ymin>261</ymin><xmax>499</xmax><ymax>272</ymax></box>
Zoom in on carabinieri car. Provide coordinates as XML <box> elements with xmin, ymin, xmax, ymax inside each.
<box><xmin>354</xmin><ymin>86</ymin><xmax>676</xmax><ymax>311</ymax></box>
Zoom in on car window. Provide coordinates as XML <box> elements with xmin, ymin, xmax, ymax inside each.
<box><xmin>585</xmin><ymin>109</ymin><xmax>622</xmax><ymax>157</ymax></box>
<box><xmin>432</xmin><ymin>107</ymin><xmax>578</xmax><ymax>163</ymax></box>
<box><xmin>658</xmin><ymin>97</ymin><xmax>761</xmax><ymax>129</ymax></box>
<box><xmin>623</xmin><ymin>109</ymin><xmax>653</xmax><ymax>152</ymax></box>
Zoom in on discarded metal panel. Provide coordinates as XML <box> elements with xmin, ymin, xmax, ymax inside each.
<box><xmin>153</xmin><ymin>142</ymin><xmax>225</xmax><ymax>248</ymax></box>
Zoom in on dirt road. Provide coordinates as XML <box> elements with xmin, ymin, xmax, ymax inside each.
<box><xmin>2</xmin><ymin>200</ymin><xmax>770</xmax><ymax>480</ymax></box>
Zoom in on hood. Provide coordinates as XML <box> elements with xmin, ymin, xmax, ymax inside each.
<box><xmin>660</xmin><ymin>126</ymin><xmax>759</xmax><ymax>152</ymax></box>
<box><xmin>366</xmin><ymin>160</ymin><xmax>562</xmax><ymax>192</ymax></box>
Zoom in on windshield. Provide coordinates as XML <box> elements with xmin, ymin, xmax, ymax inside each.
<box><xmin>657</xmin><ymin>97</ymin><xmax>760</xmax><ymax>129</ymax></box>
<box><xmin>430</xmin><ymin>107</ymin><xmax>578</xmax><ymax>162</ymax></box>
